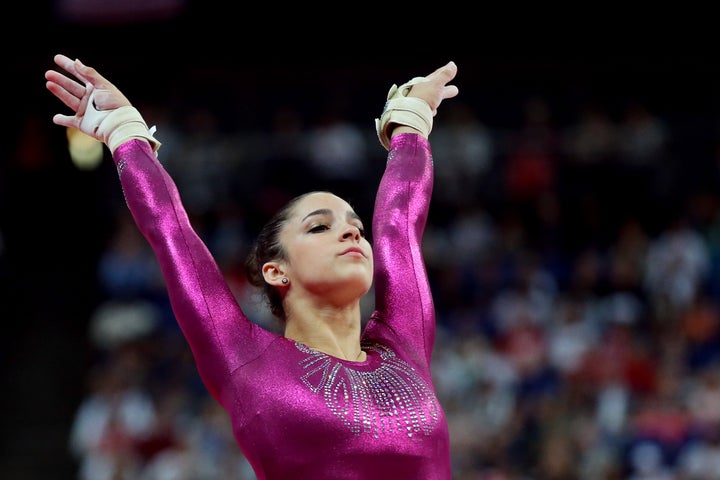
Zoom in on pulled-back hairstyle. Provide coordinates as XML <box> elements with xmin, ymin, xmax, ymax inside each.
<box><xmin>244</xmin><ymin>192</ymin><xmax>325</xmax><ymax>321</ymax></box>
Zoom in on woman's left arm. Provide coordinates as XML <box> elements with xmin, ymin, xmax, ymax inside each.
<box><xmin>367</xmin><ymin>62</ymin><xmax>459</xmax><ymax>366</ymax></box>
<box><xmin>369</xmin><ymin>133</ymin><xmax>436</xmax><ymax>365</ymax></box>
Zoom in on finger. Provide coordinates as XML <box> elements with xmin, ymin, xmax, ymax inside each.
<box><xmin>53</xmin><ymin>54</ymin><xmax>88</xmax><ymax>84</ymax></box>
<box><xmin>53</xmin><ymin>54</ymin><xmax>75</xmax><ymax>72</ymax></box>
<box><xmin>54</xmin><ymin>54</ymin><xmax>114</xmax><ymax>93</ymax></box>
<box><xmin>45</xmin><ymin>69</ymin><xmax>86</xmax><ymax>99</ymax></box>
<box><xmin>76</xmin><ymin>83</ymin><xmax>94</xmax><ymax>120</ymax></box>
<box><xmin>45</xmin><ymin>80</ymin><xmax>82</xmax><ymax>112</ymax></box>
<box><xmin>426</xmin><ymin>61</ymin><xmax>457</xmax><ymax>84</ymax></box>
<box><xmin>53</xmin><ymin>54</ymin><xmax>94</xmax><ymax>88</ymax></box>
<box><xmin>73</xmin><ymin>59</ymin><xmax>116</xmax><ymax>93</ymax></box>
<box><xmin>443</xmin><ymin>61</ymin><xmax>457</xmax><ymax>78</ymax></box>
<box><xmin>442</xmin><ymin>85</ymin><xmax>459</xmax><ymax>100</ymax></box>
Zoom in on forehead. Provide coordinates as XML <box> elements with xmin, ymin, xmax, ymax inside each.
<box><xmin>291</xmin><ymin>192</ymin><xmax>354</xmax><ymax>218</ymax></box>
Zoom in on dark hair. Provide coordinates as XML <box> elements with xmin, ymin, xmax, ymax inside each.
<box><xmin>244</xmin><ymin>191</ymin><xmax>326</xmax><ymax>320</ymax></box>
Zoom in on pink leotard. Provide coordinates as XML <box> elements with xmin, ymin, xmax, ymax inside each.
<box><xmin>113</xmin><ymin>133</ymin><xmax>451</xmax><ymax>479</ymax></box>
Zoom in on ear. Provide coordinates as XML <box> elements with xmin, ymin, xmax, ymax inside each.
<box><xmin>262</xmin><ymin>262</ymin><xmax>287</xmax><ymax>286</ymax></box>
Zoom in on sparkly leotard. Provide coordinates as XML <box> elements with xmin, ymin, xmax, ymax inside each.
<box><xmin>114</xmin><ymin>133</ymin><xmax>451</xmax><ymax>479</ymax></box>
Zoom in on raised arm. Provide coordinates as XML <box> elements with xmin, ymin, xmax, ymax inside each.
<box><xmin>368</xmin><ymin>62</ymin><xmax>459</xmax><ymax>365</ymax></box>
<box><xmin>45</xmin><ymin>54</ymin><xmax>160</xmax><ymax>153</ymax></box>
<box><xmin>45</xmin><ymin>55</ymin><xmax>270</xmax><ymax>401</ymax></box>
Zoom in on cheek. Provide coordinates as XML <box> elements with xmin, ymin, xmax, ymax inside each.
<box><xmin>365</xmin><ymin>242</ymin><xmax>374</xmax><ymax>262</ymax></box>
<box><xmin>287</xmin><ymin>241</ymin><xmax>325</xmax><ymax>269</ymax></box>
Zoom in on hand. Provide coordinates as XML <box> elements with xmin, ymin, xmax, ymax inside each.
<box><xmin>406</xmin><ymin>61</ymin><xmax>460</xmax><ymax>115</ymax></box>
<box><xmin>45</xmin><ymin>54</ymin><xmax>132</xmax><ymax>138</ymax></box>
<box><xmin>376</xmin><ymin>61</ymin><xmax>460</xmax><ymax>147</ymax></box>
<box><xmin>45</xmin><ymin>54</ymin><xmax>160</xmax><ymax>153</ymax></box>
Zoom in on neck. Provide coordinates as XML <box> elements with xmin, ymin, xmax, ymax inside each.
<box><xmin>284</xmin><ymin>302</ymin><xmax>365</xmax><ymax>361</ymax></box>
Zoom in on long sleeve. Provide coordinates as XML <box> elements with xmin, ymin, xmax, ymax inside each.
<box><xmin>365</xmin><ymin>133</ymin><xmax>436</xmax><ymax>368</ymax></box>
<box><xmin>112</xmin><ymin>140</ymin><xmax>277</xmax><ymax>404</ymax></box>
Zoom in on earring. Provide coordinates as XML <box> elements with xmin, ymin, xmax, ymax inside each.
<box><xmin>281</xmin><ymin>277</ymin><xmax>289</xmax><ymax>284</ymax></box>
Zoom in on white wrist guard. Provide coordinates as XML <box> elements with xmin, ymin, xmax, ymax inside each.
<box><xmin>375</xmin><ymin>76</ymin><xmax>433</xmax><ymax>150</ymax></box>
<box><xmin>80</xmin><ymin>91</ymin><xmax>161</xmax><ymax>154</ymax></box>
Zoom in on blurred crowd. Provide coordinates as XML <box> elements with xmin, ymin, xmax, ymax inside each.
<box><xmin>65</xmin><ymin>92</ymin><xmax>720</xmax><ymax>479</ymax></box>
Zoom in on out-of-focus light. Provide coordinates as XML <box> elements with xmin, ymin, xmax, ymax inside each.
<box><xmin>54</xmin><ymin>0</ymin><xmax>187</xmax><ymax>24</ymax></box>
<box><xmin>66</xmin><ymin>127</ymin><xmax>103</xmax><ymax>170</ymax></box>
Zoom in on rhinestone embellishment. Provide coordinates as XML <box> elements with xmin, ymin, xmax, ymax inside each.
<box><xmin>297</xmin><ymin>342</ymin><xmax>439</xmax><ymax>438</ymax></box>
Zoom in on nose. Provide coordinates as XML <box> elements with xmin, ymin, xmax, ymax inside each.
<box><xmin>342</xmin><ymin>224</ymin><xmax>361</xmax><ymax>241</ymax></box>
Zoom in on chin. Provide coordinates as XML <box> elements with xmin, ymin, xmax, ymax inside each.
<box><xmin>338</xmin><ymin>276</ymin><xmax>373</xmax><ymax>298</ymax></box>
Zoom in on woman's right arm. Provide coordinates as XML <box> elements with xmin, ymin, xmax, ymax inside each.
<box><xmin>113</xmin><ymin>139</ymin><xmax>258</xmax><ymax>396</ymax></box>
<box><xmin>45</xmin><ymin>55</ymin><xmax>268</xmax><ymax>401</ymax></box>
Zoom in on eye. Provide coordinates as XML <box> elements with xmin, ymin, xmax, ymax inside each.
<box><xmin>357</xmin><ymin>227</ymin><xmax>366</xmax><ymax>237</ymax></box>
<box><xmin>309</xmin><ymin>224</ymin><xmax>330</xmax><ymax>233</ymax></box>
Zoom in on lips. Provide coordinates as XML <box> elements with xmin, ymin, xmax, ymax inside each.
<box><xmin>340</xmin><ymin>247</ymin><xmax>365</xmax><ymax>257</ymax></box>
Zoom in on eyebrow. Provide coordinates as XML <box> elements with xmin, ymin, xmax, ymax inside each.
<box><xmin>302</xmin><ymin>208</ymin><xmax>362</xmax><ymax>223</ymax></box>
